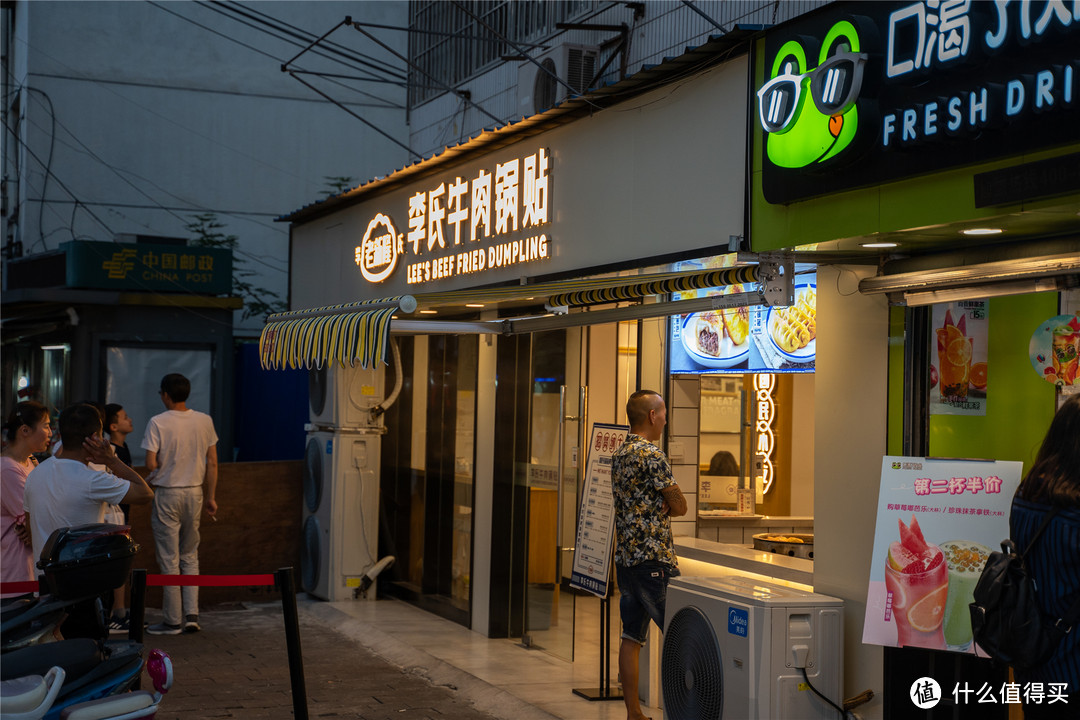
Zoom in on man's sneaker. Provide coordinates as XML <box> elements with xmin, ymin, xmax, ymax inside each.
<box><xmin>146</xmin><ymin>622</ymin><xmax>182</xmax><ymax>636</ymax></box>
<box><xmin>183</xmin><ymin>615</ymin><xmax>201</xmax><ymax>633</ymax></box>
<box><xmin>108</xmin><ymin>616</ymin><xmax>131</xmax><ymax>635</ymax></box>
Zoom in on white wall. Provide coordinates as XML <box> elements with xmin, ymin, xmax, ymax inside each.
<box><xmin>4</xmin><ymin>1</ymin><xmax>408</xmax><ymax>336</ymax></box>
<box><xmin>814</xmin><ymin>265</ymin><xmax>890</xmax><ymax>719</ymax></box>
<box><xmin>789</xmin><ymin>374</ymin><xmax>815</xmax><ymax>515</ymax></box>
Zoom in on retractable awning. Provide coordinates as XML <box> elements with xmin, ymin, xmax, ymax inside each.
<box><xmin>260</xmin><ymin>263</ymin><xmax>785</xmax><ymax>370</ymax></box>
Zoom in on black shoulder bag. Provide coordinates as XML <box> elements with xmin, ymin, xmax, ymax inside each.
<box><xmin>969</xmin><ymin>507</ymin><xmax>1080</xmax><ymax>670</ymax></box>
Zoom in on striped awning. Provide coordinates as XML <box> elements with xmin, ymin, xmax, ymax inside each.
<box><xmin>259</xmin><ymin>297</ymin><xmax>413</xmax><ymax>371</ymax></box>
<box><xmin>260</xmin><ymin>265</ymin><xmax>763</xmax><ymax>370</ymax></box>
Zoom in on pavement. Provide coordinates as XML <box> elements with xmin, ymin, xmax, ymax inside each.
<box><xmin>138</xmin><ymin>598</ymin><xmax>557</xmax><ymax>720</ymax></box>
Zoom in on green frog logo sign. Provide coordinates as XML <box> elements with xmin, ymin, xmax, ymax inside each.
<box><xmin>757</xmin><ymin>20</ymin><xmax>868</xmax><ymax>169</ymax></box>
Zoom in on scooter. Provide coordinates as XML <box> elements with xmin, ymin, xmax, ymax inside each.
<box><xmin>0</xmin><ymin>647</ymin><xmax>172</xmax><ymax>720</ymax></box>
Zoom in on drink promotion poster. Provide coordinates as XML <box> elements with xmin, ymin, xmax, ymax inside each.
<box><xmin>569</xmin><ymin>422</ymin><xmax>629</xmax><ymax>599</ymax></box>
<box><xmin>862</xmin><ymin>456</ymin><xmax>1022</xmax><ymax>655</ymax></box>
<box><xmin>929</xmin><ymin>301</ymin><xmax>988</xmax><ymax>416</ymax></box>
<box><xmin>669</xmin><ymin>257</ymin><xmax>816</xmax><ymax>374</ymax></box>
<box><xmin>1029</xmin><ymin>314</ymin><xmax>1080</xmax><ymax>389</ymax></box>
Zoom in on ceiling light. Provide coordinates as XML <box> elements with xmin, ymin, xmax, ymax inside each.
<box><xmin>419</xmin><ymin>309</ymin><xmax>437</xmax><ymax>314</ymax></box>
<box><xmin>962</xmin><ymin>227</ymin><xmax>1003</xmax><ymax>236</ymax></box>
<box><xmin>861</xmin><ymin>242</ymin><xmax>898</xmax><ymax>248</ymax></box>
<box><xmin>465</xmin><ymin>303</ymin><xmax>485</xmax><ymax>308</ymax></box>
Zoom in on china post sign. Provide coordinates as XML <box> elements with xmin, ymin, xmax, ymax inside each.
<box><xmin>355</xmin><ymin>147</ymin><xmax>552</xmax><ymax>287</ymax></box>
<box><xmin>64</xmin><ymin>240</ymin><xmax>232</xmax><ymax>294</ymax></box>
<box><xmin>756</xmin><ymin>1</ymin><xmax>1079</xmax><ymax>203</ymax></box>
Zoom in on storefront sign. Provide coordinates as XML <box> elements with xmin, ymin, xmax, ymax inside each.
<box><xmin>753</xmin><ymin>374</ymin><xmax>776</xmax><ymax>495</ymax></box>
<box><xmin>862</xmin><ymin>456</ymin><xmax>1022</xmax><ymax>654</ymax></box>
<box><xmin>569</xmin><ymin>422</ymin><xmax>628</xmax><ymax>599</ymax></box>
<box><xmin>670</xmin><ymin>258</ymin><xmax>816</xmax><ymax>374</ymax></box>
<box><xmin>354</xmin><ymin>148</ymin><xmax>552</xmax><ymax>287</ymax></box>
<box><xmin>64</xmin><ymin>240</ymin><xmax>232</xmax><ymax>294</ymax></box>
<box><xmin>1029</xmin><ymin>313</ymin><xmax>1080</xmax><ymax>388</ymax></box>
<box><xmin>930</xmin><ymin>301</ymin><xmax>989</xmax><ymax>416</ymax></box>
<box><xmin>756</xmin><ymin>1</ymin><xmax>1080</xmax><ymax>203</ymax></box>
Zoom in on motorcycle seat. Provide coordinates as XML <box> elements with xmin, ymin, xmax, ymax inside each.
<box><xmin>60</xmin><ymin>690</ymin><xmax>158</xmax><ymax>720</ymax></box>
<box><xmin>0</xmin><ymin>639</ymin><xmax>102</xmax><ymax>682</ymax></box>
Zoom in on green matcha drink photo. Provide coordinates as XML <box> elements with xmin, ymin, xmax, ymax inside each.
<box><xmin>940</xmin><ymin>540</ymin><xmax>992</xmax><ymax>651</ymax></box>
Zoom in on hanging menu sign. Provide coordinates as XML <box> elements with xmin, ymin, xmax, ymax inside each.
<box><xmin>569</xmin><ymin>422</ymin><xmax>629</xmax><ymax>599</ymax></box>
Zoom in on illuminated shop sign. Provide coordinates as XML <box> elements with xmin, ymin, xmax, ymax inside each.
<box><xmin>756</xmin><ymin>1</ymin><xmax>1079</xmax><ymax>204</ymax></box>
<box><xmin>355</xmin><ymin>148</ymin><xmax>552</xmax><ymax>285</ymax></box>
<box><xmin>753</xmin><ymin>374</ymin><xmax>776</xmax><ymax>495</ymax></box>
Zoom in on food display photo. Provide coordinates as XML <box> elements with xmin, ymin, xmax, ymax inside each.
<box><xmin>669</xmin><ymin>267</ymin><xmax>817</xmax><ymax>374</ymax></box>
<box><xmin>862</xmin><ymin>456</ymin><xmax>1022</xmax><ymax>655</ymax></box>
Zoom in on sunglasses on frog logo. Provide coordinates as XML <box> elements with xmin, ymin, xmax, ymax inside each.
<box><xmin>757</xmin><ymin>50</ymin><xmax>868</xmax><ymax>133</ymax></box>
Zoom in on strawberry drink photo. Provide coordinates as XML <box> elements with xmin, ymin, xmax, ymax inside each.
<box><xmin>883</xmin><ymin>515</ymin><xmax>948</xmax><ymax>650</ymax></box>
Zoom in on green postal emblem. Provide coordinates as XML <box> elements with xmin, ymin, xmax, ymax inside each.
<box><xmin>758</xmin><ymin>21</ymin><xmax>867</xmax><ymax>168</ymax></box>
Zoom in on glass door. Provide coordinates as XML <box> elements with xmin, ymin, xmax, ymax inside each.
<box><xmin>522</xmin><ymin>328</ymin><xmax>582</xmax><ymax>660</ymax></box>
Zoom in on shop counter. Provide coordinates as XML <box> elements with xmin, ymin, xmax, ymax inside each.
<box><xmin>695</xmin><ymin>514</ymin><xmax>814</xmax><ymax>545</ymax></box>
<box><xmin>674</xmin><ymin>535</ymin><xmax>814</xmax><ymax>589</ymax></box>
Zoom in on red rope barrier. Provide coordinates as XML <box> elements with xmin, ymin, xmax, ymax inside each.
<box><xmin>2</xmin><ymin>574</ymin><xmax>276</xmax><ymax>593</ymax></box>
<box><xmin>0</xmin><ymin>580</ymin><xmax>39</xmax><ymax>594</ymax></box>
<box><xmin>145</xmin><ymin>574</ymin><xmax>276</xmax><ymax>587</ymax></box>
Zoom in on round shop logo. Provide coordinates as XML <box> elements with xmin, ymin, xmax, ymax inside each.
<box><xmin>757</xmin><ymin>20</ymin><xmax>867</xmax><ymax>169</ymax></box>
<box><xmin>356</xmin><ymin>213</ymin><xmax>404</xmax><ymax>283</ymax></box>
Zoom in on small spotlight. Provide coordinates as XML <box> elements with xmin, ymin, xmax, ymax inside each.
<box><xmin>861</xmin><ymin>242</ymin><xmax>898</xmax><ymax>248</ymax></box>
<box><xmin>419</xmin><ymin>309</ymin><xmax>437</xmax><ymax>314</ymax></box>
<box><xmin>465</xmin><ymin>303</ymin><xmax>484</xmax><ymax>308</ymax></box>
<box><xmin>962</xmin><ymin>228</ymin><xmax>1003</xmax><ymax>236</ymax></box>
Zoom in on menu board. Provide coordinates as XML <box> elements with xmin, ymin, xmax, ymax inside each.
<box><xmin>669</xmin><ymin>258</ymin><xmax>816</xmax><ymax>374</ymax></box>
<box><xmin>862</xmin><ymin>456</ymin><xmax>1023</xmax><ymax>654</ymax></box>
<box><xmin>569</xmin><ymin>422</ymin><xmax>628</xmax><ymax>599</ymax></box>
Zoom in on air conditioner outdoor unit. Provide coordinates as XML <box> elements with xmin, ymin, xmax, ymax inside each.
<box><xmin>308</xmin><ymin>364</ymin><xmax>385</xmax><ymax>429</ymax></box>
<box><xmin>517</xmin><ymin>43</ymin><xmax>599</xmax><ymax>117</ymax></box>
<box><xmin>662</xmin><ymin>576</ymin><xmax>844</xmax><ymax>720</ymax></box>
<box><xmin>301</xmin><ymin>430</ymin><xmax>381</xmax><ymax>601</ymax></box>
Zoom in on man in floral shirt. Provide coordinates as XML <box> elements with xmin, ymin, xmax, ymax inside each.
<box><xmin>612</xmin><ymin>389</ymin><xmax>686</xmax><ymax>720</ymax></box>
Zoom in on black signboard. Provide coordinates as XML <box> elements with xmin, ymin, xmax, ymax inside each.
<box><xmin>757</xmin><ymin>1</ymin><xmax>1080</xmax><ymax>204</ymax></box>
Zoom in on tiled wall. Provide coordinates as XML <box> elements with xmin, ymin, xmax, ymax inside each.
<box><xmin>668</xmin><ymin>376</ymin><xmax>701</xmax><ymax>537</ymax></box>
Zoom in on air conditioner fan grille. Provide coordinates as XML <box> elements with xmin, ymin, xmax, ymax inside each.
<box><xmin>662</xmin><ymin>604</ymin><xmax>724</xmax><ymax>720</ymax></box>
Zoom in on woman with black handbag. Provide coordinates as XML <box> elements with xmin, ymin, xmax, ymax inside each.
<box><xmin>1010</xmin><ymin>394</ymin><xmax>1080</xmax><ymax>718</ymax></box>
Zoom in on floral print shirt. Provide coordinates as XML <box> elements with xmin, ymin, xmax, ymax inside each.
<box><xmin>611</xmin><ymin>433</ymin><xmax>678</xmax><ymax>569</ymax></box>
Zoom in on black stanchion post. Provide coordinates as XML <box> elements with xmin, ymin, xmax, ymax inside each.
<box><xmin>130</xmin><ymin>569</ymin><xmax>147</xmax><ymax>644</ymax></box>
<box><xmin>276</xmin><ymin>567</ymin><xmax>309</xmax><ymax>720</ymax></box>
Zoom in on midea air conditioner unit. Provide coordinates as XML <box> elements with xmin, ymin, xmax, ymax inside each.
<box><xmin>309</xmin><ymin>364</ymin><xmax>386</xmax><ymax>429</ymax></box>
<box><xmin>517</xmin><ymin>43</ymin><xmax>598</xmax><ymax>117</ymax></box>
<box><xmin>301</xmin><ymin>430</ymin><xmax>381</xmax><ymax>602</ymax></box>
<box><xmin>662</xmin><ymin>576</ymin><xmax>844</xmax><ymax>720</ymax></box>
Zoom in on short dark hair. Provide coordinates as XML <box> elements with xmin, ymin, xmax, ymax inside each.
<box><xmin>105</xmin><ymin>403</ymin><xmax>124</xmax><ymax>433</ymax></box>
<box><xmin>626</xmin><ymin>390</ymin><xmax>662</xmax><ymax>427</ymax></box>
<box><xmin>59</xmin><ymin>403</ymin><xmax>104</xmax><ymax>449</ymax></box>
<box><xmin>4</xmin><ymin>401</ymin><xmax>49</xmax><ymax>442</ymax></box>
<box><xmin>160</xmin><ymin>373</ymin><xmax>191</xmax><ymax>402</ymax></box>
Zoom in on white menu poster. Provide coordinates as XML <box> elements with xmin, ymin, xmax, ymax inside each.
<box><xmin>862</xmin><ymin>456</ymin><xmax>1023</xmax><ymax>654</ymax></box>
<box><xmin>569</xmin><ymin>422</ymin><xmax>629</xmax><ymax>599</ymax></box>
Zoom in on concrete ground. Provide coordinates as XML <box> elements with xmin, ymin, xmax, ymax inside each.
<box><xmin>138</xmin><ymin>599</ymin><xmax>553</xmax><ymax>720</ymax></box>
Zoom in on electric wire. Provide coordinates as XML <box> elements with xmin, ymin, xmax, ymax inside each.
<box><xmin>20</xmin><ymin>91</ymin><xmax>289</xmax><ymax>274</ymax></box>
<box><xmin>799</xmin><ymin>667</ymin><xmax>852</xmax><ymax>719</ymax></box>
<box><xmin>219</xmin><ymin>1</ymin><xmax>408</xmax><ymax>82</ymax></box>
<box><xmin>148</xmin><ymin>1</ymin><xmax>404</xmax><ymax>110</ymax></box>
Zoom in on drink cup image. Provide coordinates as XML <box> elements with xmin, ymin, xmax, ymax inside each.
<box><xmin>1051</xmin><ymin>323</ymin><xmax>1079</xmax><ymax>385</ymax></box>
<box><xmin>884</xmin><ymin>515</ymin><xmax>948</xmax><ymax>650</ymax></box>
<box><xmin>936</xmin><ymin>325</ymin><xmax>972</xmax><ymax>400</ymax></box>
<box><xmin>940</xmin><ymin>540</ymin><xmax>991</xmax><ymax>651</ymax></box>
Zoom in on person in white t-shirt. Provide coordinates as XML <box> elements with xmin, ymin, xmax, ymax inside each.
<box><xmin>141</xmin><ymin>373</ymin><xmax>218</xmax><ymax>636</ymax></box>
<box><xmin>23</xmin><ymin>403</ymin><xmax>153</xmax><ymax>571</ymax></box>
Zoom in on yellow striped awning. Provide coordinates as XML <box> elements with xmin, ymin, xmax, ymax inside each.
<box><xmin>260</xmin><ymin>265</ymin><xmax>763</xmax><ymax>370</ymax></box>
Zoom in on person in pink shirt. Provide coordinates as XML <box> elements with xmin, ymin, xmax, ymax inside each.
<box><xmin>1</xmin><ymin>401</ymin><xmax>52</xmax><ymax>595</ymax></box>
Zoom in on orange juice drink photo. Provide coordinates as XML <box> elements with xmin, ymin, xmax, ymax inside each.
<box><xmin>1051</xmin><ymin>321</ymin><xmax>1079</xmax><ymax>385</ymax></box>
<box><xmin>884</xmin><ymin>515</ymin><xmax>948</xmax><ymax>650</ymax></box>
<box><xmin>936</xmin><ymin>310</ymin><xmax>972</xmax><ymax>400</ymax></box>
